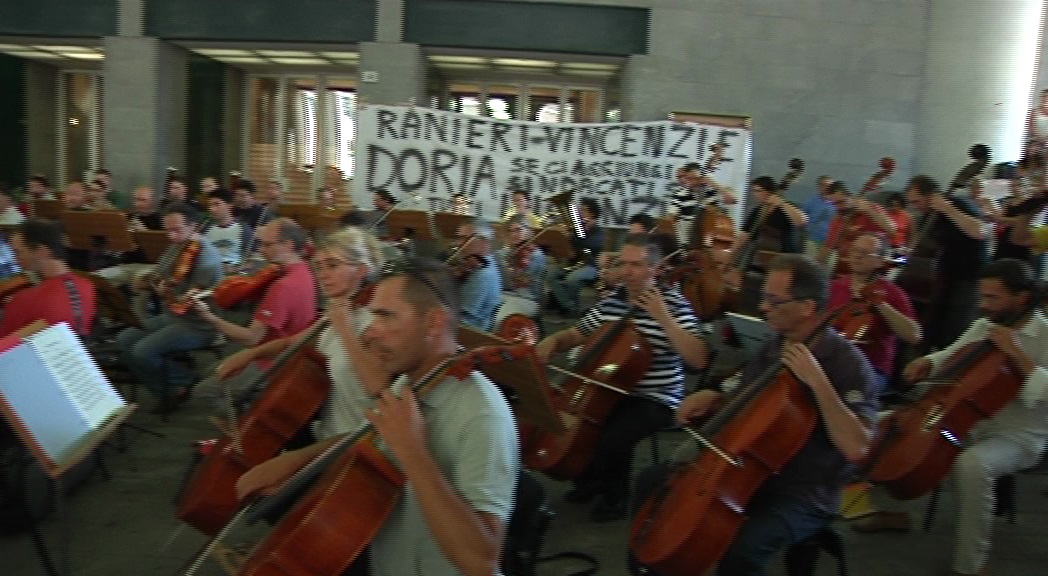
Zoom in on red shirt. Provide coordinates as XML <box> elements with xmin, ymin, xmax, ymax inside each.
<box><xmin>253</xmin><ymin>261</ymin><xmax>318</xmax><ymax>346</ymax></box>
<box><xmin>0</xmin><ymin>273</ymin><xmax>97</xmax><ymax>338</ymax></box>
<box><xmin>887</xmin><ymin>209</ymin><xmax>912</xmax><ymax>248</ymax></box>
<box><xmin>829</xmin><ymin>276</ymin><xmax>915</xmax><ymax>376</ymax></box>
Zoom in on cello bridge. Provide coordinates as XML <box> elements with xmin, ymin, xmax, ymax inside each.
<box><xmin>921</xmin><ymin>403</ymin><xmax>945</xmax><ymax>431</ymax></box>
<box><xmin>596</xmin><ymin>363</ymin><xmax>619</xmax><ymax>376</ymax></box>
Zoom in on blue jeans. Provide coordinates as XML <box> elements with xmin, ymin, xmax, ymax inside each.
<box><xmin>550</xmin><ymin>264</ymin><xmax>597</xmax><ymax>316</ymax></box>
<box><xmin>715</xmin><ymin>493</ymin><xmax>831</xmax><ymax>576</ymax></box>
<box><xmin>115</xmin><ymin>314</ymin><xmax>214</xmax><ymax>399</ymax></box>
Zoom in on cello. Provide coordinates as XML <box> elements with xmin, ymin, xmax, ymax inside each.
<box><xmin>865</xmin><ymin>290</ymin><xmax>1042</xmax><ymax>500</ymax></box>
<box><xmin>524</xmin><ymin>289</ymin><xmax>652</xmax><ymax>480</ymax></box>
<box><xmin>629</xmin><ymin>310</ymin><xmax>844</xmax><ymax>575</ymax></box>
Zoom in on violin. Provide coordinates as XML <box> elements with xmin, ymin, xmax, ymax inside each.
<box><xmin>211</xmin><ymin>264</ymin><xmax>284</xmax><ymax>310</ymax></box>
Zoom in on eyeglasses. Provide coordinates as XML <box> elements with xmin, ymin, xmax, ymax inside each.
<box><xmin>761</xmin><ymin>293</ymin><xmax>800</xmax><ymax>307</ymax></box>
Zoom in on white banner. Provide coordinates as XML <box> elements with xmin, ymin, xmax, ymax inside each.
<box><xmin>353</xmin><ymin>105</ymin><xmax>751</xmax><ymax>227</ymax></box>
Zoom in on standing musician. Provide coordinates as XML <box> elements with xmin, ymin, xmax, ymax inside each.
<box><xmin>451</xmin><ymin>218</ymin><xmax>502</xmax><ymax>331</ymax></box>
<box><xmin>668</xmin><ymin>254</ymin><xmax>876</xmax><ymax>575</ymax></box>
<box><xmin>549</xmin><ymin>197</ymin><xmax>605</xmax><ymax>318</ymax></box>
<box><xmin>536</xmin><ymin>234</ymin><xmax>709</xmax><ymax>522</ymax></box>
<box><xmin>666</xmin><ymin>158</ymin><xmax>738</xmax><ymax>247</ymax></box>
<box><xmin>828</xmin><ymin>232</ymin><xmax>921</xmax><ymax>396</ymax></box>
<box><xmin>215</xmin><ymin>227</ymin><xmax>385</xmax><ymax>437</ymax></box>
<box><xmin>732</xmin><ymin>175</ymin><xmax>808</xmax><ymax>258</ymax></box>
<box><xmin>370</xmin><ymin>190</ymin><xmax>398</xmax><ymax>238</ymax></box>
<box><xmin>801</xmin><ymin>176</ymin><xmax>837</xmax><ymax>258</ymax></box>
<box><xmin>502</xmin><ymin>189</ymin><xmax>542</xmax><ymax>229</ymax></box>
<box><xmin>115</xmin><ymin>203</ymin><xmax>224</xmax><ymax>414</ymax></box>
<box><xmin>235</xmin><ymin>257</ymin><xmax>519</xmax><ymax>576</ymax></box>
<box><xmin>817</xmin><ymin>181</ymin><xmax>896</xmax><ymax>271</ymax></box>
<box><xmin>0</xmin><ymin>220</ymin><xmax>97</xmax><ymax>338</ymax></box>
<box><xmin>862</xmin><ymin>259</ymin><xmax>1048</xmax><ymax>576</ymax></box>
<box><xmin>903</xmin><ymin>175</ymin><xmax>989</xmax><ymax>351</ymax></box>
<box><xmin>884</xmin><ymin>192</ymin><xmax>912</xmax><ymax>249</ymax></box>
<box><xmin>499</xmin><ymin>214</ymin><xmax>547</xmax><ymax>303</ymax></box>
<box><xmin>194</xmin><ymin>218</ymin><xmax>317</xmax><ymax>350</ymax></box>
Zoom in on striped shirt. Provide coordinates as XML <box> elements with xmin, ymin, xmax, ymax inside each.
<box><xmin>574</xmin><ymin>287</ymin><xmax>701</xmax><ymax>409</ymax></box>
<box><xmin>668</xmin><ymin>183</ymin><xmax>719</xmax><ymax>245</ymax></box>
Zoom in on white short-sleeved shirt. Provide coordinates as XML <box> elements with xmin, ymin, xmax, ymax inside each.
<box><xmin>312</xmin><ymin>309</ymin><xmax>374</xmax><ymax>439</ymax></box>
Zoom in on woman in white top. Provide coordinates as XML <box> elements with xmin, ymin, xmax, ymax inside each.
<box><xmin>215</xmin><ymin>226</ymin><xmax>387</xmax><ymax>438</ymax></box>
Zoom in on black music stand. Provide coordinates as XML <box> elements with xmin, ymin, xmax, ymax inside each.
<box><xmin>31</xmin><ymin>200</ymin><xmax>63</xmax><ymax>221</ymax></box>
<box><xmin>432</xmin><ymin>212</ymin><xmax>473</xmax><ymax>243</ymax></box>
<box><xmin>387</xmin><ymin>210</ymin><xmax>435</xmax><ymax>243</ymax></box>
<box><xmin>457</xmin><ymin>326</ymin><xmax>563</xmax><ymax>434</ymax></box>
<box><xmin>61</xmin><ymin>211</ymin><xmax>135</xmax><ymax>271</ymax></box>
<box><xmin>532</xmin><ymin>227</ymin><xmax>573</xmax><ymax>261</ymax></box>
<box><xmin>130</xmin><ymin>231</ymin><xmax>170</xmax><ymax>263</ymax></box>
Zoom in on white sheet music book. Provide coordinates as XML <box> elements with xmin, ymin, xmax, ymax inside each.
<box><xmin>0</xmin><ymin>322</ymin><xmax>127</xmax><ymax>476</ymax></box>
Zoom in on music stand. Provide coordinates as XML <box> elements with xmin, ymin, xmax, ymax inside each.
<box><xmin>457</xmin><ymin>326</ymin><xmax>563</xmax><ymax>434</ymax></box>
<box><xmin>61</xmin><ymin>211</ymin><xmax>136</xmax><ymax>253</ymax></box>
<box><xmin>130</xmin><ymin>231</ymin><xmax>170</xmax><ymax>263</ymax></box>
<box><xmin>386</xmin><ymin>210</ymin><xmax>435</xmax><ymax>242</ymax></box>
<box><xmin>432</xmin><ymin>212</ymin><xmax>473</xmax><ymax>243</ymax></box>
<box><xmin>297</xmin><ymin>209</ymin><xmax>342</xmax><ymax>233</ymax></box>
<box><xmin>277</xmin><ymin>203</ymin><xmax>317</xmax><ymax>224</ymax></box>
<box><xmin>533</xmin><ymin>227</ymin><xmax>574</xmax><ymax>261</ymax></box>
<box><xmin>32</xmin><ymin>200</ymin><xmax>63</xmax><ymax>221</ymax></box>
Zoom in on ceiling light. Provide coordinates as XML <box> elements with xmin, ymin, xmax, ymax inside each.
<box><xmin>215</xmin><ymin>57</ymin><xmax>268</xmax><ymax>64</ymax></box>
<box><xmin>492</xmin><ymin>58</ymin><xmax>555</xmax><ymax>68</ymax></box>
<box><xmin>35</xmin><ymin>45</ymin><xmax>96</xmax><ymax>53</ymax></box>
<box><xmin>194</xmin><ymin>48</ymin><xmax>253</xmax><ymax>57</ymax></box>
<box><xmin>0</xmin><ymin>44</ymin><xmax>30</xmax><ymax>50</ymax></box>
<box><xmin>257</xmin><ymin>50</ymin><xmax>316</xmax><ymax>58</ymax></box>
<box><xmin>267</xmin><ymin>57</ymin><xmax>330</xmax><ymax>65</ymax></box>
<box><xmin>62</xmin><ymin>53</ymin><xmax>105</xmax><ymax>60</ymax></box>
<box><xmin>429</xmin><ymin>55</ymin><xmax>486</xmax><ymax>64</ymax></box>
<box><xmin>320</xmin><ymin>51</ymin><xmax>358</xmax><ymax>59</ymax></box>
<box><xmin>562</xmin><ymin>62</ymin><xmax>618</xmax><ymax>71</ymax></box>
<box><xmin>7</xmin><ymin>51</ymin><xmax>64</xmax><ymax>59</ymax></box>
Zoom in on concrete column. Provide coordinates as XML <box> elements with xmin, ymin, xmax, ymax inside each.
<box><xmin>102</xmin><ymin>36</ymin><xmax>188</xmax><ymax>201</ymax></box>
<box><xmin>357</xmin><ymin>42</ymin><xmax>427</xmax><ymax>107</ymax></box>
<box><xmin>917</xmin><ymin>0</ymin><xmax>1045</xmax><ymax>179</ymax></box>
<box><xmin>375</xmin><ymin>0</ymin><xmax>405</xmax><ymax>43</ymax></box>
<box><xmin>23</xmin><ymin>61</ymin><xmax>59</xmax><ymax>182</ymax></box>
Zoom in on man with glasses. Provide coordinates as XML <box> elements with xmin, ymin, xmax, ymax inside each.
<box><xmin>665</xmin><ymin>254</ymin><xmax>876</xmax><ymax>575</ymax></box>
<box><xmin>195</xmin><ymin>218</ymin><xmax>317</xmax><ymax>353</ymax></box>
<box><xmin>828</xmin><ymin>232</ymin><xmax>921</xmax><ymax>396</ymax></box>
<box><xmin>236</xmin><ymin>257</ymin><xmax>519</xmax><ymax>576</ymax></box>
<box><xmin>116</xmin><ymin>203</ymin><xmax>224</xmax><ymax>415</ymax></box>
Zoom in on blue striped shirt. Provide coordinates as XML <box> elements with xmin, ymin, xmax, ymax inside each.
<box><xmin>574</xmin><ymin>287</ymin><xmax>701</xmax><ymax>409</ymax></box>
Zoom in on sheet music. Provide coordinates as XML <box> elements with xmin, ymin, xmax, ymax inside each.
<box><xmin>29</xmin><ymin>323</ymin><xmax>124</xmax><ymax>429</ymax></box>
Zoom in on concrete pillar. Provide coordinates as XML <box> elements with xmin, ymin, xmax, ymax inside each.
<box><xmin>357</xmin><ymin>42</ymin><xmax>427</xmax><ymax>107</ymax></box>
<box><xmin>102</xmin><ymin>36</ymin><xmax>188</xmax><ymax>202</ymax></box>
<box><xmin>376</xmin><ymin>0</ymin><xmax>405</xmax><ymax>43</ymax></box>
<box><xmin>918</xmin><ymin>0</ymin><xmax>1045</xmax><ymax>179</ymax></box>
<box><xmin>23</xmin><ymin>61</ymin><xmax>59</xmax><ymax>182</ymax></box>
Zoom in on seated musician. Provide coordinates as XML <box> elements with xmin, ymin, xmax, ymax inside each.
<box><xmin>232</xmin><ymin>179</ymin><xmax>272</xmax><ymax>231</ymax></box>
<box><xmin>829</xmin><ymin>232</ymin><xmax>921</xmax><ymax>396</ymax></box>
<box><xmin>452</xmin><ymin>218</ymin><xmax>502</xmax><ymax>331</ymax></box>
<box><xmin>194</xmin><ymin>218</ymin><xmax>317</xmax><ymax>350</ymax></box>
<box><xmin>667</xmin><ymin>254</ymin><xmax>876</xmax><ymax>575</ymax></box>
<box><xmin>163</xmin><ymin>174</ymin><xmax>203</xmax><ymax>214</ymax></box>
<box><xmin>450</xmin><ymin>192</ymin><xmax>473</xmax><ymax>216</ymax></box>
<box><xmin>498</xmin><ymin>214</ymin><xmax>547</xmax><ymax>304</ymax></box>
<box><xmin>235</xmin><ymin>257</ymin><xmax>519</xmax><ymax>576</ymax></box>
<box><xmin>904</xmin><ymin>175</ymin><xmax>988</xmax><ymax>351</ymax></box>
<box><xmin>93</xmin><ymin>168</ymin><xmax>123</xmax><ymax>209</ymax></box>
<box><xmin>667</xmin><ymin>160</ymin><xmax>738</xmax><ymax>246</ymax></box>
<box><xmin>860</xmin><ymin>259</ymin><xmax>1048</xmax><ymax>576</ymax></box>
<box><xmin>93</xmin><ymin>186</ymin><xmax>164</xmax><ymax>287</ymax></box>
<box><xmin>85</xmin><ymin>179</ymin><xmax>117</xmax><ymax>211</ymax></box>
<box><xmin>0</xmin><ymin>220</ymin><xmax>97</xmax><ymax>338</ymax></box>
<box><xmin>203</xmin><ymin>189</ymin><xmax>250</xmax><ymax>274</ymax></box>
<box><xmin>27</xmin><ymin>174</ymin><xmax>56</xmax><ymax>201</ymax></box>
<box><xmin>537</xmin><ymin>233</ymin><xmax>709</xmax><ymax>522</ymax></box>
<box><xmin>733</xmin><ymin>175</ymin><xmax>808</xmax><ymax>256</ymax></box>
<box><xmin>216</xmin><ymin>226</ymin><xmax>384</xmax><ymax>435</ymax></box>
<box><xmin>0</xmin><ymin>185</ymin><xmax>24</xmax><ymax>226</ymax></box>
<box><xmin>115</xmin><ymin>202</ymin><xmax>224</xmax><ymax>414</ymax></box>
<box><xmin>62</xmin><ymin>181</ymin><xmax>91</xmax><ymax>211</ymax></box>
<box><xmin>502</xmin><ymin>189</ymin><xmax>542</xmax><ymax>229</ymax></box>
<box><xmin>549</xmin><ymin>197</ymin><xmax>605</xmax><ymax>318</ymax></box>
<box><xmin>817</xmin><ymin>181</ymin><xmax>897</xmax><ymax>267</ymax></box>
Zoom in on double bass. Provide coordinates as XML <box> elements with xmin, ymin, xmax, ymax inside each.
<box><xmin>865</xmin><ymin>291</ymin><xmax>1041</xmax><ymax>500</ymax></box>
<box><xmin>827</xmin><ymin>157</ymin><xmax>896</xmax><ymax>276</ymax></box>
<box><xmin>524</xmin><ymin>292</ymin><xmax>652</xmax><ymax>480</ymax></box>
<box><xmin>896</xmin><ymin>145</ymin><xmax>990</xmax><ymax>311</ymax></box>
<box><xmin>630</xmin><ymin>310</ymin><xmax>843</xmax><ymax>575</ymax></box>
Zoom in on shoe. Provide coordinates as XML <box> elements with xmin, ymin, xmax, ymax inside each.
<box><xmin>589</xmin><ymin>496</ymin><xmax>626</xmax><ymax>523</ymax></box>
<box><xmin>850</xmin><ymin>511</ymin><xmax>911</xmax><ymax>533</ymax></box>
<box><xmin>564</xmin><ymin>485</ymin><xmax>599</xmax><ymax>504</ymax></box>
